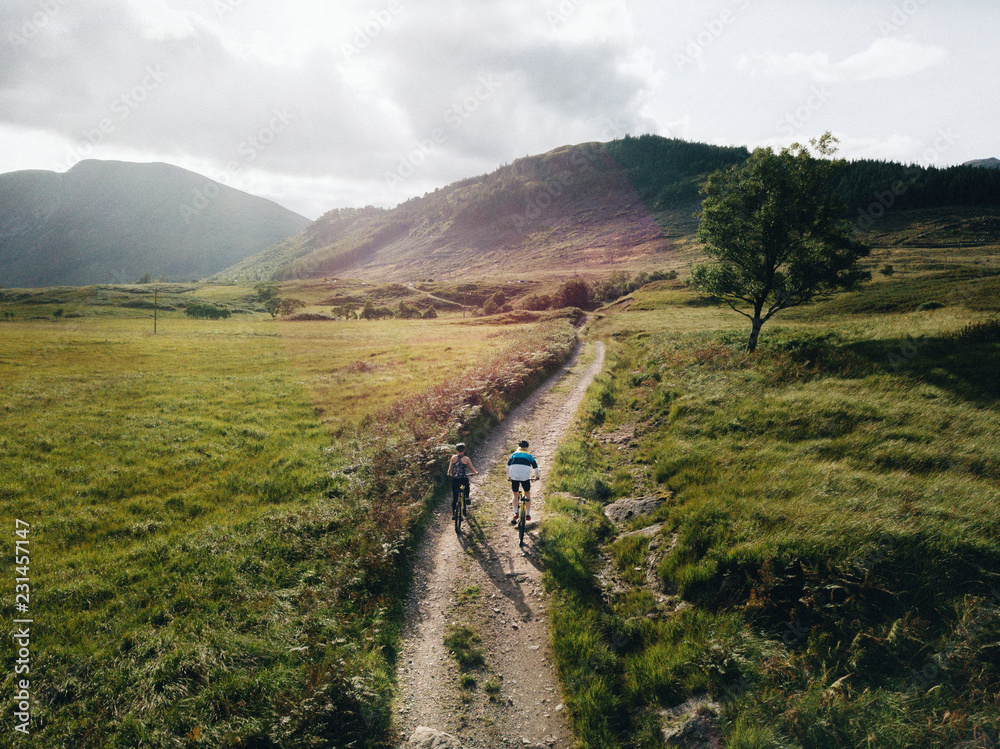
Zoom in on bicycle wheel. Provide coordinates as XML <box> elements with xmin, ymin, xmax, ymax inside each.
<box><xmin>455</xmin><ymin>493</ymin><xmax>463</xmax><ymax>534</ymax></box>
<box><xmin>518</xmin><ymin>497</ymin><xmax>526</xmax><ymax>546</ymax></box>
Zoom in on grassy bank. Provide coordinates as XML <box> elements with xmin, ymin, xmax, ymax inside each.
<box><xmin>0</xmin><ymin>287</ymin><xmax>576</xmax><ymax>748</ymax></box>
<box><xmin>542</xmin><ymin>278</ymin><xmax>1000</xmax><ymax>747</ymax></box>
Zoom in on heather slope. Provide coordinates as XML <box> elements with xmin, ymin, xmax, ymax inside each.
<box><xmin>214</xmin><ymin>142</ymin><xmax>691</xmax><ymax>283</ymax></box>
<box><xmin>216</xmin><ymin>135</ymin><xmax>1000</xmax><ymax>285</ymax></box>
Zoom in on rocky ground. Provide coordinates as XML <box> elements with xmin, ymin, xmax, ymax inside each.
<box><xmin>394</xmin><ymin>340</ymin><xmax>606</xmax><ymax>749</ymax></box>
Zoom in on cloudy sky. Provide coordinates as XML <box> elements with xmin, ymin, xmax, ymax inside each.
<box><xmin>1</xmin><ymin>0</ymin><xmax>996</xmax><ymax>219</ymax></box>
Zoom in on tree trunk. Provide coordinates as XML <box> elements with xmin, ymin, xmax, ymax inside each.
<box><xmin>746</xmin><ymin>317</ymin><xmax>763</xmax><ymax>353</ymax></box>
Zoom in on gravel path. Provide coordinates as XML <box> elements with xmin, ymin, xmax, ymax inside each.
<box><xmin>394</xmin><ymin>339</ymin><xmax>606</xmax><ymax>749</ymax></box>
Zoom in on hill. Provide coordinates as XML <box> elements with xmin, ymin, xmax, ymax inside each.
<box><xmin>0</xmin><ymin>160</ymin><xmax>310</xmax><ymax>287</ymax></box>
<box><xmin>217</xmin><ymin>136</ymin><xmax>1000</xmax><ymax>284</ymax></box>
<box><xmin>213</xmin><ymin>139</ymin><xmax>750</xmax><ymax>284</ymax></box>
<box><xmin>964</xmin><ymin>157</ymin><xmax>1000</xmax><ymax>169</ymax></box>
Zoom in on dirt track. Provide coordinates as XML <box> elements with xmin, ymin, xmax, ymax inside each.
<box><xmin>393</xmin><ymin>339</ymin><xmax>606</xmax><ymax>748</ymax></box>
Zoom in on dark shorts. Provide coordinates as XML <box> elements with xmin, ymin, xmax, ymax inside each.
<box><xmin>510</xmin><ymin>479</ymin><xmax>531</xmax><ymax>493</ymax></box>
<box><xmin>452</xmin><ymin>477</ymin><xmax>470</xmax><ymax>507</ymax></box>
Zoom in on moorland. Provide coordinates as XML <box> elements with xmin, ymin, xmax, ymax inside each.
<box><xmin>2</xmin><ymin>135</ymin><xmax>999</xmax><ymax>748</ymax></box>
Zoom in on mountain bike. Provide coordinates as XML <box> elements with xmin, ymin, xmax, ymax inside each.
<box><xmin>454</xmin><ymin>481</ymin><xmax>470</xmax><ymax>534</ymax></box>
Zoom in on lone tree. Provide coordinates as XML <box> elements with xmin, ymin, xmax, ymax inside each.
<box><xmin>691</xmin><ymin>134</ymin><xmax>870</xmax><ymax>352</ymax></box>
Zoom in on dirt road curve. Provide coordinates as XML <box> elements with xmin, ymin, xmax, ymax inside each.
<box><xmin>394</xmin><ymin>340</ymin><xmax>606</xmax><ymax>749</ymax></box>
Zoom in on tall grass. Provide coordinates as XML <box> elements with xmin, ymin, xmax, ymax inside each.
<box><xmin>0</xmin><ymin>303</ymin><xmax>576</xmax><ymax>748</ymax></box>
<box><xmin>545</xmin><ymin>295</ymin><xmax>1000</xmax><ymax>746</ymax></box>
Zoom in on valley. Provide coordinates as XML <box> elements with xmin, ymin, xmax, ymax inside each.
<box><xmin>1</xmin><ymin>135</ymin><xmax>999</xmax><ymax>748</ymax></box>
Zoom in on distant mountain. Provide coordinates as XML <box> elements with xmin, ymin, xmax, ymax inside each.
<box><xmin>964</xmin><ymin>158</ymin><xmax>1000</xmax><ymax>169</ymax></box>
<box><xmin>0</xmin><ymin>160</ymin><xmax>310</xmax><ymax>287</ymax></box>
<box><xmin>215</xmin><ymin>136</ymin><xmax>1000</xmax><ymax>284</ymax></box>
<box><xmin>214</xmin><ymin>138</ymin><xmax>750</xmax><ymax>283</ymax></box>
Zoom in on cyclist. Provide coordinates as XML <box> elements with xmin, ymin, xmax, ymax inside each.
<box><xmin>447</xmin><ymin>443</ymin><xmax>479</xmax><ymax>520</ymax></box>
<box><xmin>506</xmin><ymin>439</ymin><xmax>539</xmax><ymax>524</ymax></box>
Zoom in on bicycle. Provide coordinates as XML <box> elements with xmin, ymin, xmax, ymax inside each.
<box><xmin>516</xmin><ymin>489</ymin><xmax>528</xmax><ymax>546</ymax></box>
<box><xmin>454</xmin><ymin>481</ymin><xmax>470</xmax><ymax>535</ymax></box>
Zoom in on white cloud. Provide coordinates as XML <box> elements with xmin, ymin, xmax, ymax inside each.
<box><xmin>0</xmin><ymin>0</ymin><xmax>995</xmax><ymax>214</ymax></box>
<box><xmin>836</xmin><ymin>133</ymin><xmax>927</xmax><ymax>163</ymax></box>
<box><xmin>746</xmin><ymin>37</ymin><xmax>948</xmax><ymax>83</ymax></box>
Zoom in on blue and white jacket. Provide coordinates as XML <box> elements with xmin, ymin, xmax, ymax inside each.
<box><xmin>506</xmin><ymin>450</ymin><xmax>538</xmax><ymax>481</ymax></box>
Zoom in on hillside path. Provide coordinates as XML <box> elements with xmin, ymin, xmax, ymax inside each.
<box><xmin>394</xmin><ymin>339</ymin><xmax>606</xmax><ymax>749</ymax></box>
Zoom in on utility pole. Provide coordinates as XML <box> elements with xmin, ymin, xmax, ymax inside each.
<box><xmin>154</xmin><ymin>288</ymin><xmax>157</xmax><ymax>335</ymax></box>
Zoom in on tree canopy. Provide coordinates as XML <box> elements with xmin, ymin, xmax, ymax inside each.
<box><xmin>691</xmin><ymin>134</ymin><xmax>871</xmax><ymax>352</ymax></box>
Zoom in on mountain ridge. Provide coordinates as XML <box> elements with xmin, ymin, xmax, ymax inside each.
<box><xmin>218</xmin><ymin>136</ymin><xmax>1000</xmax><ymax>284</ymax></box>
<box><xmin>964</xmin><ymin>157</ymin><xmax>1000</xmax><ymax>169</ymax></box>
<box><xmin>213</xmin><ymin>139</ymin><xmax>734</xmax><ymax>283</ymax></box>
<box><xmin>0</xmin><ymin>160</ymin><xmax>310</xmax><ymax>288</ymax></box>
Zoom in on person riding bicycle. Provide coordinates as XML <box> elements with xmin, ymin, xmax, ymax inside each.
<box><xmin>506</xmin><ymin>439</ymin><xmax>539</xmax><ymax>524</ymax></box>
<box><xmin>447</xmin><ymin>443</ymin><xmax>479</xmax><ymax>520</ymax></box>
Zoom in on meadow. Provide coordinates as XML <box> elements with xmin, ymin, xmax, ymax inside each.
<box><xmin>0</xmin><ymin>284</ymin><xmax>575</xmax><ymax>748</ymax></box>
<box><xmin>542</xmin><ymin>248</ymin><xmax>1000</xmax><ymax>747</ymax></box>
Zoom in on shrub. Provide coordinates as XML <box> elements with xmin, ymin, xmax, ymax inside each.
<box><xmin>483</xmin><ymin>291</ymin><xmax>506</xmax><ymax>315</ymax></box>
<box><xmin>185</xmin><ymin>303</ymin><xmax>231</xmax><ymax>319</ymax></box>
<box><xmin>359</xmin><ymin>301</ymin><xmax>395</xmax><ymax>320</ymax></box>
<box><xmin>555</xmin><ymin>279</ymin><xmax>592</xmax><ymax>309</ymax></box>
<box><xmin>519</xmin><ymin>293</ymin><xmax>553</xmax><ymax>311</ymax></box>
<box><xmin>397</xmin><ymin>302</ymin><xmax>422</xmax><ymax>319</ymax></box>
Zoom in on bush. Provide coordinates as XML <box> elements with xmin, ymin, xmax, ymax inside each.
<box><xmin>555</xmin><ymin>279</ymin><xmax>592</xmax><ymax>309</ymax></box>
<box><xmin>397</xmin><ymin>302</ymin><xmax>422</xmax><ymax>319</ymax></box>
<box><xmin>359</xmin><ymin>301</ymin><xmax>395</xmax><ymax>320</ymax></box>
<box><xmin>519</xmin><ymin>293</ymin><xmax>553</xmax><ymax>311</ymax></box>
<box><xmin>483</xmin><ymin>290</ymin><xmax>507</xmax><ymax>315</ymax></box>
<box><xmin>185</xmin><ymin>303</ymin><xmax>231</xmax><ymax>319</ymax></box>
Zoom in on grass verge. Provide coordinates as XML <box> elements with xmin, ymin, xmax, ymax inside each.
<box><xmin>543</xmin><ymin>311</ymin><xmax>1000</xmax><ymax>747</ymax></box>
<box><xmin>0</xmin><ymin>300</ymin><xmax>575</xmax><ymax>748</ymax></box>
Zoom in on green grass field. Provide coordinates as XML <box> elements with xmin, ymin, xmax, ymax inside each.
<box><xmin>0</xmin><ymin>284</ymin><xmax>575</xmax><ymax>748</ymax></box>
<box><xmin>5</xmin><ymin>244</ymin><xmax>999</xmax><ymax>748</ymax></box>
<box><xmin>544</xmin><ymin>252</ymin><xmax>1000</xmax><ymax>747</ymax></box>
